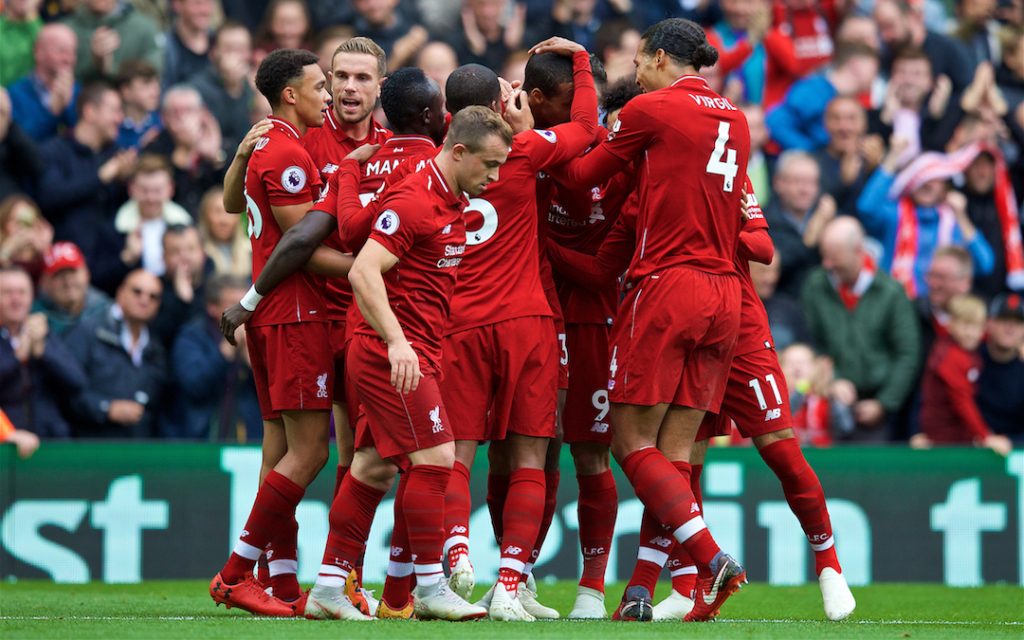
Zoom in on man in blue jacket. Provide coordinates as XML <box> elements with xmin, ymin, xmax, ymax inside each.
<box><xmin>8</xmin><ymin>23</ymin><xmax>80</xmax><ymax>142</ymax></box>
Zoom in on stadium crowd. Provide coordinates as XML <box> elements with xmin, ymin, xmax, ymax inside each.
<box><xmin>0</xmin><ymin>0</ymin><xmax>1022</xmax><ymax>454</ymax></box>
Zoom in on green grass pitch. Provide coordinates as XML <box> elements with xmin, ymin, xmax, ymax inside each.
<box><xmin>0</xmin><ymin>581</ymin><xmax>1020</xmax><ymax>639</ymax></box>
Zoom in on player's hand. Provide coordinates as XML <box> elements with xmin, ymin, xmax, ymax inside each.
<box><xmin>828</xmin><ymin>378</ymin><xmax>857</xmax><ymax>406</ymax></box>
<box><xmin>529</xmin><ymin>36</ymin><xmax>585</xmax><ymax>57</ymax></box>
<box><xmin>7</xmin><ymin>429</ymin><xmax>41</xmax><ymax>459</ymax></box>
<box><xmin>108</xmin><ymin>399</ymin><xmax>145</xmax><ymax>425</ymax></box>
<box><xmin>908</xmin><ymin>433</ymin><xmax>932</xmax><ymax>449</ymax></box>
<box><xmin>982</xmin><ymin>434</ymin><xmax>1013</xmax><ymax>457</ymax></box>
<box><xmin>504</xmin><ymin>2</ymin><xmax>527</xmax><ymax>50</ymax></box>
<box><xmin>854</xmin><ymin>399</ymin><xmax>885</xmax><ymax>428</ymax></box>
<box><xmin>220</xmin><ymin>303</ymin><xmax>252</xmax><ymax>345</ymax></box>
<box><xmin>345</xmin><ymin>143</ymin><xmax>381</xmax><ymax>165</ymax></box>
<box><xmin>503</xmin><ymin>89</ymin><xmax>534</xmax><ymax>133</ymax></box>
<box><xmin>388</xmin><ymin>339</ymin><xmax>421</xmax><ymax>394</ymax></box>
<box><xmin>236</xmin><ymin>119</ymin><xmax>273</xmax><ymax>159</ymax></box>
<box><xmin>90</xmin><ymin>27</ymin><xmax>120</xmax><ymax>71</ymax></box>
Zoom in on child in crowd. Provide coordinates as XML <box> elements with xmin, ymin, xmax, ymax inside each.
<box><xmin>779</xmin><ymin>343</ymin><xmax>855</xmax><ymax>446</ymax></box>
<box><xmin>913</xmin><ymin>294</ymin><xmax>1013</xmax><ymax>455</ymax></box>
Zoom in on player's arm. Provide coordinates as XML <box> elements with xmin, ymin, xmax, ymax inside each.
<box><xmin>738</xmin><ymin>184</ymin><xmax>775</xmax><ymax>265</ymax></box>
<box><xmin>223</xmin><ymin>119</ymin><xmax>272</xmax><ymax>213</ymax></box>
<box><xmin>335</xmin><ymin>158</ymin><xmax>384</xmax><ymax>252</ymax></box>
<box><xmin>546</xmin><ymin>203</ymin><xmax>636</xmax><ymax>289</ymax></box>
<box><xmin>348</xmin><ymin>239</ymin><xmax>421</xmax><ymax>394</ymax></box>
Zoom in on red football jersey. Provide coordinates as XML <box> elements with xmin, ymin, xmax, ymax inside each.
<box><xmin>448</xmin><ymin>49</ymin><xmax>598</xmax><ymax>334</ymax></box>
<box><xmin>733</xmin><ymin>197</ymin><xmax>775</xmax><ymax>357</ymax></box>
<box><xmin>361</xmin><ymin>134</ymin><xmax>437</xmax><ymax>197</ymax></box>
<box><xmin>302</xmin><ymin>111</ymin><xmax>392</xmax><ymax>321</ymax></box>
<box><xmin>245</xmin><ymin>116</ymin><xmax>325</xmax><ymax>327</ymax></box>
<box><xmin>351</xmin><ymin>160</ymin><xmax>468</xmax><ymax>370</ymax></box>
<box><xmin>564</xmin><ymin>75</ymin><xmax>750</xmax><ymax>283</ymax></box>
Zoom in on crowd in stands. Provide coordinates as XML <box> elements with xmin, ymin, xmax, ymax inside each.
<box><xmin>0</xmin><ymin>0</ymin><xmax>1021</xmax><ymax>450</ymax></box>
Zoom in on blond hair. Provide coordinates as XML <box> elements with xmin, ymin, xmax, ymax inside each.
<box><xmin>333</xmin><ymin>37</ymin><xmax>387</xmax><ymax>78</ymax></box>
<box><xmin>948</xmin><ymin>293</ymin><xmax>987</xmax><ymax>325</ymax></box>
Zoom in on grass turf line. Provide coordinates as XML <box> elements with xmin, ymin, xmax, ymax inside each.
<box><xmin>0</xmin><ymin>580</ymin><xmax>1020</xmax><ymax>639</ymax></box>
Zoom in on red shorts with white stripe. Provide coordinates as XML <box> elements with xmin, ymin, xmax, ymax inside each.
<box><xmin>441</xmin><ymin>316</ymin><xmax>558</xmax><ymax>442</ymax></box>
<box><xmin>563</xmin><ymin>322</ymin><xmax>613</xmax><ymax>444</ymax></box>
<box><xmin>608</xmin><ymin>267</ymin><xmax>741</xmax><ymax>411</ymax></box>
<box><xmin>346</xmin><ymin>334</ymin><xmax>454</xmax><ymax>459</ymax></box>
<box><xmin>246</xmin><ymin>322</ymin><xmax>333</xmax><ymax>420</ymax></box>
<box><xmin>697</xmin><ymin>346</ymin><xmax>793</xmax><ymax>440</ymax></box>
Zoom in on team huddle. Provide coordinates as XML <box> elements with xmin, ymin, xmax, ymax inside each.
<box><xmin>207</xmin><ymin>18</ymin><xmax>857</xmax><ymax>623</ymax></box>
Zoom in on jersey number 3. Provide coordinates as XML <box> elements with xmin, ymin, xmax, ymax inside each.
<box><xmin>707</xmin><ymin>121</ymin><xmax>738</xmax><ymax>193</ymax></box>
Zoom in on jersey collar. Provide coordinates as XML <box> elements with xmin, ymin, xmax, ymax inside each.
<box><xmin>326</xmin><ymin>108</ymin><xmax>385</xmax><ymax>145</ymax></box>
<box><xmin>670</xmin><ymin>74</ymin><xmax>710</xmax><ymax>89</ymax></box>
<box><xmin>385</xmin><ymin>134</ymin><xmax>436</xmax><ymax>149</ymax></box>
<box><xmin>267</xmin><ymin>116</ymin><xmax>301</xmax><ymax>140</ymax></box>
<box><xmin>426</xmin><ymin>158</ymin><xmax>467</xmax><ymax>208</ymax></box>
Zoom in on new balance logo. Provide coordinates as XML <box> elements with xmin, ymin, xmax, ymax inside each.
<box><xmin>650</xmin><ymin>536</ymin><xmax>673</xmax><ymax>548</ymax></box>
<box><xmin>316</xmin><ymin>373</ymin><xmax>329</xmax><ymax>398</ymax></box>
<box><xmin>764</xmin><ymin>408</ymin><xmax>781</xmax><ymax>421</ymax></box>
<box><xmin>690</xmin><ymin>502</ymin><xmax>701</xmax><ymax>513</ymax></box>
<box><xmin>241</xmin><ymin>529</ymin><xmax>250</xmax><ymax>538</ymax></box>
<box><xmin>590</xmin><ymin>422</ymin><xmax>609</xmax><ymax>433</ymax></box>
<box><xmin>449</xmin><ymin>525</ymin><xmax>468</xmax><ymax>534</ymax></box>
<box><xmin>391</xmin><ymin>546</ymin><xmax>404</xmax><ymax>557</ymax></box>
<box><xmin>503</xmin><ymin>545</ymin><xmax>523</xmax><ymax>556</ymax></box>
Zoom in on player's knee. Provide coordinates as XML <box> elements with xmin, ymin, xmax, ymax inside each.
<box><xmin>570</xmin><ymin>443</ymin><xmax>610</xmax><ymax>475</ymax></box>
<box><xmin>753</xmin><ymin>428</ymin><xmax>795</xmax><ymax>451</ymax></box>
<box><xmin>351</xmin><ymin>454</ymin><xmax>398</xmax><ymax>490</ymax></box>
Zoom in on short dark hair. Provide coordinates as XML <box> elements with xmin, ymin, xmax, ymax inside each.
<box><xmin>603</xmin><ymin>77</ymin><xmax>641</xmax><ymax>115</ymax></box>
<box><xmin>381</xmin><ymin>67</ymin><xmax>439</xmax><ymax>133</ymax></box>
<box><xmin>444</xmin><ymin>105</ymin><xmax>513</xmax><ymax>152</ymax></box>
<box><xmin>640</xmin><ymin>18</ymin><xmax>719</xmax><ymax>71</ymax></box>
<box><xmin>115</xmin><ymin>60</ymin><xmax>159</xmax><ymax>90</ymax></box>
<box><xmin>833</xmin><ymin>41</ymin><xmax>880</xmax><ymax>67</ymax></box>
<box><xmin>523</xmin><ymin>52</ymin><xmax>574</xmax><ymax>97</ymax></box>
<box><xmin>589</xmin><ymin>54</ymin><xmax>607</xmax><ymax>89</ymax></box>
<box><xmin>891</xmin><ymin>45</ymin><xmax>930</xmax><ymax>68</ymax></box>
<box><xmin>445</xmin><ymin>64</ymin><xmax>500</xmax><ymax>115</ymax></box>
<box><xmin>595</xmin><ymin>18</ymin><xmax>637</xmax><ymax>61</ymax></box>
<box><xmin>76</xmin><ymin>81</ymin><xmax>116</xmax><ymax>120</ymax></box>
<box><xmin>205</xmin><ymin>273</ymin><xmax>251</xmax><ymax>306</ymax></box>
<box><xmin>255</xmin><ymin>48</ymin><xmax>320</xmax><ymax>108</ymax></box>
<box><xmin>213</xmin><ymin>19</ymin><xmax>250</xmax><ymax>48</ymax></box>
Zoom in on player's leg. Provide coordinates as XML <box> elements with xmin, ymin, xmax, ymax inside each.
<box><xmin>256</xmin><ymin>420</ymin><xmax>286</xmax><ymax>589</ymax></box>
<box><xmin>332</xmin><ymin>402</ymin><xmax>353</xmax><ymax>495</ymax></box>
<box><xmin>379</xmin><ymin>469</ymin><xmax>415</xmax><ymax>619</ymax></box>
<box><xmin>444</xmin><ymin>440</ymin><xmax>477</xmax><ymax>600</ymax></box>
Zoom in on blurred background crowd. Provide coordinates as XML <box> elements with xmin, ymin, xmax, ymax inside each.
<box><xmin>0</xmin><ymin>0</ymin><xmax>1022</xmax><ymax>454</ymax></box>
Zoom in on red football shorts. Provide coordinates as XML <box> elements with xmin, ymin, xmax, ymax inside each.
<box><xmin>608</xmin><ymin>267</ymin><xmax>741</xmax><ymax>411</ymax></box>
<box><xmin>441</xmin><ymin>316</ymin><xmax>558</xmax><ymax>442</ymax></box>
<box><xmin>697</xmin><ymin>346</ymin><xmax>793</xmax><ymax>440</ymax></box>
<box><xmin>345</xmin><ymin>334</ymin><xmax>454</xmax><ymax>460</ymax></box>
<box><xmin>246</xmin><ymin>322</ymin><xmax>333</xmax><ymax>420</ymax></box>
<box><xmin>563</xmin><ymin>322</ymin><xmax>613</xmax><ymax>445</ymax></box>
<box><xmin>328</xmin><ymin>319</ymin><xmax>348</xmax><ymax>401</ymax></box>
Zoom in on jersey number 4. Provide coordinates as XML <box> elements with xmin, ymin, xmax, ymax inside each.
<box><xmin>707</xmin><ymin>121</ymin><xmax>738</xmax><ymax>193</ymax></box>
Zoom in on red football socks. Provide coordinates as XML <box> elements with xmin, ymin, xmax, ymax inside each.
<box><xmin>319</xmin><ymin>474</ymin><xmax>385</xmax><ymax>586</ymax></box>
<box><xmin>268</xmin><ymin>516</ymin><xmax>300</xmax><ymax>600</ymax></box>
<box><xmin>576</xmin><ymin>470</ymin><xmax>617</xmax><ymax>592</ymax></box>
<box><xmin>629</xmin><ymin>507</ymin><xmax>671</xmax><ymax>595</ymax></box>
<box><xmin>403</xmin><ymin>464</ymin><xmax>452</xmax><ymax>587</ymax></box>
<box><xmin>525</xmin><ymin>470</ymin><xmax>560</xmax><ymax>577</ymax></box>
<box><xmin>382</xmin><ymin>472</ymin><xmax>413</xmax><ymax>608</ymax></box>
<box><xmin>620</xmin><ymin>447</ymin><xmax>720</xmax><ymax>568</ymax></box>
<box><xmin>443</xmin><ymin>461</ymin><xmax>472</xmax><ymax>570</ymax></box>
<box><xmin>487</xmin><ymin>471</ymin><xmax>510</xmax><ymax>544</ymax></box>
<box><xmin>222</xmin><ymin>470</ymin><xmax>304</xmax><ymax>584</ymax></box>
<box><xmin>333</xmin><ymin>464</ymin><xmax>349</xmax><ymax>499</ymax></box>
<box><xmin>498</xmin><ymin>468</ymin><xmax>545</xmax><ymax>591</ymax></box>
<box><xmin>760</xmin><ymin>437</ymin><xmax>841</xmax><ymax>575</ymax></box>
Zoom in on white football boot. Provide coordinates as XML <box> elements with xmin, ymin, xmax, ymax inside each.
<box><xmin>518</xmin><ymin>574</ymin><xmax>559</xmax><ymax>619</ymax></box>
<box><xmin>567</xmin><ymin>586</ymin><xmax>607</xmax><ymax>619</ymax></box>
<box><xmin>819</xmin><ymin>567</ymin><xmax>856</xmax><ymax>621</ymax></box>
<box><xmin>413</xmin><ymin>580</ymin><xmax>488</xmax><ymax>621</ymax></box>
<box><xmin>448</xmin><ymin>554</ymin><xmax>476</xmax><ymax>601</ymax></box>
<box><xmin>304</xmin><ymin>583</ymin><xmax>373</xmax><ymax>621</ymax></box>
<box><xmin>488</xmin><ymin>584</ymin><xmax>536</xmax><ymax>622</ymax></box>
<box><xmin>652</xmin><ymin>589</ymin><xmax>695</xmax><ymax>621</ymax></box>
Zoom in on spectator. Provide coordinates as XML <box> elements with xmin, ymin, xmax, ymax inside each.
<box><xmin>743</xmin><ymin>103</ymin><xmax>771</xmax><ymax>206</ymax></box>
<box><xmin>143</xmin><ymin>85</ymin><xmax>225</xmax><ymax>216</ymax></box>
<box><xmin>63</xmin><ymin>0</ymin><xmax>164</xmax><ymax>81</ymax></box>
<box><xmin>535</xmin><ymin>0</ymin><xmax>629</xmax><ymax>53</ymax></box>
<box><xmin>869</xmin><ymin>47</ymin><xmax>960</xmax><ymax>156</ymax></box>
<box><xmin>593</xmin><ymin>17</ymin><xmax>640</xmax><ymax>84</ymax></box>
<box><xmin>32</xmin><ymin>241</ymin><xmax>112</xmax><ymax>336</ymax></box>
<box><xmin>957</xmin><ymin>141</ymin><xmax>1024</xmax><ymax>298</ymax></box>
<box><xmin>8</xmin><ymin>23</ymin><xmax>79</xmax><ymax>142</ymax></box>
<box><xmin>65</xmin><ymin>268</ymin><xmax>167</xmax><ymax>438</ymax></box>
<box><xmin>115</xmin><ymin>60</ymin><xmax>162</xmax><ymax>150</ymax></box>
<box><xmin>0</xmin><ymin>407</ymin><xmax>41</xmax><ymax>458</ymax></box>
<box><xmin>0</xmin><ymin>0</ymin><xmax>44</xmax><ymax>87</ymax></box>
<box><xmin>873</xmin><ymin>0</ymin><xmax>974</xmax><ymax>92</ymax></box>
<box><xmin>197</xmin><ymin>186</ymin><xmax>251</xmax><ymax>278</ymax></box>
<box><xmin>113</xmin><ymin>154</ymin><xmax>193</xmax><ymax>279</ymax></box>
<box><xmin>913</xmin><ymin>293</ymin><xmax>1013</xmax><ymax>454</ymax></box>
<box><xmin>190</xmin><ymin>21</ymin><xmax>254</xmax><ymax>156</ymax></box>
<box><xmin>704</xmin><ymin>0</ymin><xmax>773</xmax><ymax>105</ymax></box>
<box><xmin>312</xmin><ymin>25</ymin><xmax>356</xmax><ymax>77</ymax></box>
<box><xmin>766</xmin><ymin>42</ymin><xmax>879</xmax><ymax>152</ymax></box>
<box><xmin>856</xmin><ymin>141</ymin><xmax>995</xmax><ymax>298</ymax></box>
<box><xmin>163</xmin><ymin>0</ymin><xmax>216</xmax><ymax>88</ymax></box>
<box><xmin>767</xmin><ymin>0</ymin><xmax>840</xmax><ymax>104</ymax></box>
<box><xmin>220</xmin><ymin>0</ymin><xmax>270</xmax><ymax>32</ymax></box>
<box><xmin>813</xmin><ymin>96</ymin><xmax>879</xmax><ymax>215</ymax></box>
<box><xmin>152</xmin><ymin>224</ymin><xmax>212</xmax><ymax>348</ymax></box>
<box><xmin>763</xmin><ymin>150</ymin><xmax>834</xmax><ymax>296</ymax></box>
<box><xmin>501</xmin><ymin>49</ymin><xmax>531</xmax><ymax>87</ymax></box>
<box><xmin>750</xmin><ymin>253</ymin><xmax>810</xmax><ymax>349</ymax></box>
<box><xmin>779</xmin><ymin>342</ymin><xmax>855</xmax><ymax>447</ymax></box>
<box><xmin>166</xmin><ymin>274</ymin><xmax>262</xmax><ymax>440</ymax></box>
<box><xmin>253</xmin><ymin>0</ymin><xmax>310</xmax><ymax>64</ymax></box>
<box><xmin>977</xmin><ymin>292</ymin><xmax>1024</xmax><ymax>443</ymax></box>
<box><xmin>0</xmin><ymin>265</ymin><xmax>86</xmax><ymax>439</ymax></box>
<box><xmin>996</xmin><ymin>27</ymin><xmax>1024</xmax><ymax>114</ymax></box>
<box><xmin>417</xmin><ymin>41</ymin><xmax>459</xmax><ymax>100</ymax></box>
<box><xmin>350</xmin><ymin>0</ymin><xmax>428</xmax><ymax>71</ymax></box>
<box><xmin>36</xmin><ymin>82</ymin><xmax>136</xmax><ymax>277</ymax></box>
<box><xmin>954</xmin><ymin>0</ymin><xmax>1005</xmax><ymax>68</ymax></box>
<box><xmin>451</xmin><ymin>0</ymin><xmax>527</xmax><ymax>71</ymax></box>
<box><xmin>0</xmin><ymin>86</ymin><xmax>44</xmax><ymax>201</ymax></box>
<box><xmin>0</xmin><ymin>194</ymin><xmax>52</xmax><ymax>281</ymax></box>
<box><xmin>917</xmin><ymin>246</ymin><xmax>974</xmax><ymax>356</ymax></box>
<box><xmin>802</xmin><ymin>216</ymin><xmax>921</xmax><ymax>440</ymax></box>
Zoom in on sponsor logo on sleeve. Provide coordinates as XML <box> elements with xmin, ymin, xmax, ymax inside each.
<box><xmin>374</xmin><ymin>209</ymin><xmax>400</xmax><ymax>235</ymax></box>
<box><xmin>282</xmin><ymin>166</ymin><xmax>307</xmax><ymax>193</ymax></box>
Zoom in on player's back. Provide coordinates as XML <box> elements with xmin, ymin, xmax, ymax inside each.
<box><xmin>245</xmin><ymin>117</ymin><xmax>324</xmax><ymax>326</ymax></box>
<box><xmin>623</xmin><ymin>75</ymin><xmax>750</xmax><ymax>282</ymax></box>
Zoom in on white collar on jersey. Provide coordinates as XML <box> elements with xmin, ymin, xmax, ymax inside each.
<box><xmin>427</xmin><ymin>159</ymin><xmax>449</xmax><ymax>194</ymax></box>
<box><xmin>670</xmin><ymin>75</ymin><xmax>710</xmax><ymax>88</ymax></box>
<box><xmin>267</xmin><ymin>116</ymin><xmax>301</xmax><ymax>140</ymax></box>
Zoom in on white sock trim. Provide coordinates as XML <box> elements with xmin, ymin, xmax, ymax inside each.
<box><xmin>499</xmin><ymin>557</ymin><xmax>526</xmax><ymax>574</ymax></box>
<box><xmin>443</xmin><ymin>535</ymin><xmax>470</xmax><ymax>557</ymax></box>
<box><xmin>387</xmin><ymin>561</ymin><xmax>414</xmax><ymax>578</ymax></box>
<box><xmin>637</xmin><ymin>546</ymin><xmax>669</xmax><ymax>567</ymax></box>
<box><xmin>673</xmin><ymin>516</ymin><xmax>707</xmax><ymax>544</ymax></box>
<box><xmin>522</xmin><ymin>562</ymin><xmax>535</xmax><ymax>576</ymax></box>
<box><xmin>670</xmin><ymin>565</ymin><xmax>698</xmax><ymax>577</ymax></box>
<box><xmin>316</xmin><ymin>575</ymin><xmax>345</xmax><ymax>589</ymax></box>
<box><xmin>232</xmin><ymin>540</ymin><xmax>262</xmax><ymax>560</ymax></box>
<box><xmin>811</xmin><ymin>537</ymin><xmax>835</xmax><ymax>552</ymax></box>
<box><xmin>319</xmin><ymin>564</ymin><xmax>346</xmax><ymax>577</ymax></box>
<box><xmin>414</xmin><ymin>562</ymin><xmax>444</xmax><ymax>576</ymax></box>
<box><xmin>268</xmin><ymin>559</ymin><xmax>297</xmax><ymax>576</ymax></box>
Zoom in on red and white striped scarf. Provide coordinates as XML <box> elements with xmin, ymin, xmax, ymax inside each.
<box><xmin>892</xmin><ymin>197</ymin><xmax>956</xmax><ymax>299</ymax></box>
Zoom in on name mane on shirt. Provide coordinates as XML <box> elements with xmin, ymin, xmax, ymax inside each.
<box><xmin>689</xmin><ymin>94</ymin><xmax>738</xmax><ymax>111</ymax></box>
